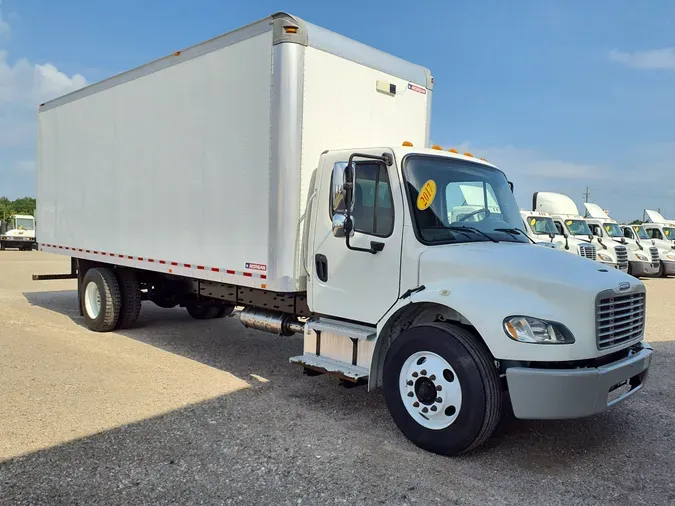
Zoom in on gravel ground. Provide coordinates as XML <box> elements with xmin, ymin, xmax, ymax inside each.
<box><xmin>0</xmin><ymin>251</ymin><xmax>674</xmax><ymax>505</ymax></box>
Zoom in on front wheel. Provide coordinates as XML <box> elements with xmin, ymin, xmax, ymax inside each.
<box><xmin>383</xmin><ymin>323</ymin><xmax>502</xmax><ymax>456</ymax></box>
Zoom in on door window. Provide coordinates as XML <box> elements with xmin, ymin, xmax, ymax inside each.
<box><xmin>648</xmin><ymin>228</ymin><xmax>663</xmax><ymax>240</ymax></box>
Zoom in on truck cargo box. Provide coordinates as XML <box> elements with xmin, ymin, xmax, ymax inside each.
<box><xmin>37</xmin><ymin>12</ymin><xmax>432</xmax><ymax>292</ymax></box>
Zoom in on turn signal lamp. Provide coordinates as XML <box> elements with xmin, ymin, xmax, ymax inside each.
<box><xmin>284</xmin><ymin>26</ymin><xmax>298</xmax><ymax>34</ymax></box>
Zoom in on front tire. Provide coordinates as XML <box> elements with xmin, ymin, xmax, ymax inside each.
<box><xmin>383</xmin><ymin>323</ymin><xmax>502</xmax><ymax>456</ymax></box>
<box><xmin>81</xmin><ymin>268</ymin><xmax>122</xmax><ymax>332</ymax></box>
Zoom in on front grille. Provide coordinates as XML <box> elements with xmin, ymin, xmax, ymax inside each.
<box><xmin>650</xmin><ymin>246</ymin><xmax>660</xmax><ymax>267</ymax></box>
<box><xmin>615</xmin><ymin>245</ymin><xmax>628</xmax><ymax>271</ymax></box>
<box><xmin>579</xmin><ymin>243</ymin><xmax>597</xmax><ymax>261</ymax></box>
<box><xmin>596</xmin><ymin>289</ymin><xmax>646</xmax><ymax>350</ymax></box>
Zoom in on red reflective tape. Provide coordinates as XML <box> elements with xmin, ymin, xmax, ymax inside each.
<box><xmin>171</xmin><ymin>262</ymin><xmax>178</xmax><ymax>266</ymax></box>
<box><xmin>243</xmin><ymin>272</ymin><xmax>252</xmax><ymax>277</ymax></box>
<box><xmin>226</xmin><ymin>270</ymin><xmax>235</xmax><ymax>275</ymax></box>
<box><xmin>118</xmin><ymin>254</ymin><xmax>123</xmax><ymax>258</ymax></box>
<box><xmin>184</xmin><ymin>263</ymin><xmax>191</xmax><ymax>268</ymax></box>
<box><xmin>197</xmin><ymin>265</ymin><xmax>205</xmax><ymax>270</ymax></box>
<box><xmin>159</xmin><ymin>260</ymin><xmax>166</xmax><ymax>264</ymax></box>
<box><xmin>138</xmin><ymin>257</ymin><xmax>143</xmax><ymax>261</ymax></box>
<box><xmin>211</xmin><ymin>267</ymin><xmax>219</xmax><ymax>272</ymax></box>
<box><xmin>148</xmin><ymin>259</ymin><xmax>155</xmax><ymax>263</ymax></box>
<box><xmin>93</xmin><ymin>251</ymin><xmax>98</xmax><ymax>254</ymax></box>
<box><xmin>260</xmin><ymin>274</ymin><xmax>267</xmax><ymax>279</ymax></box>
<box><xmin>59</xmin><ymin>246</ymin><xmax>63</xmax><ymax>249</ymax></box>
<box><xmin>127</xmin><ymin>256</ymin><xmax>133</xmax><ymax>259</ymax></box>
<box><xmin>79</xmin><ymin>249</ymin><xmax>84</xmax><ymax>252</ymax></box>
<box><xmin>86</xmin><ymin>250</ymin><xmax>91</xmax><ymax>253</ymax></box>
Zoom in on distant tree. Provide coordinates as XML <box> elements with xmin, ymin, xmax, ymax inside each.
<box><xmin>630</xmin><ymin>219</ymin><xmax>642</xmax><ymax>225</ymax></box>
<box><xmin>0</xmin><ymin>197</ymin><xmax>37</xmax><ymax>220</ymax></box>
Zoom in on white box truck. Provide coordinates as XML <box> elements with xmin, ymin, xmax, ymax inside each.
<box><xmin>34</xmin><ymin>12</ymin><xmax>653</xmax><ymax>455</ymax></box>
<box><xmin>0</xmin><ymin>214</ymin><xmax>36</xmax><ymax>251</ymax></box>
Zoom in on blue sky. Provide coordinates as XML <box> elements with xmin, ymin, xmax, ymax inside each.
<box><xmin>1</xmin><ymin>0</ymin><xmax>674</xmax><ymax>221</ymax></box>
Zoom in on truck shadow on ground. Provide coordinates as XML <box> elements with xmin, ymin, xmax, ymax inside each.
<box><xmin>18</xmin><ymin>288</ymin><xmax>675</xmax><ymax>504</ymax></box>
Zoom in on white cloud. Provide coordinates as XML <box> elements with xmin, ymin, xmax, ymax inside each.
<box><xmin>609</xmin><ymin>48</ymin><xmax>675</xmax><ymax>70</ymax></box>
<box><xmin>0</xmin><ymin>12</ymin><xmax>87</xmax><ymax>195</ymax></box>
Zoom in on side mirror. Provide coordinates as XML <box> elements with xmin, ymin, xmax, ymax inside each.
<box><xmin>508</xmin><ymin>181</ymin><xmax>514</xmax><ymax>193</ymax></box>
<box><xmin>332</xmin><ymin>213</ymin><xmax>354</xmax><ymax>238</ymax></box>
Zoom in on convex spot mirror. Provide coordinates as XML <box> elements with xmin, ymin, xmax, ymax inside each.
<box><xmin>331</xmin><ymin>162</ymin><xmax>355</xmax><ymax>238</ymax></box>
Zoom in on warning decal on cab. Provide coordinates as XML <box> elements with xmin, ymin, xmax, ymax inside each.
<box><xmin>417</xmin><ymin>180</ymin><xmax>437</xmax><ymax>210</ymax></box>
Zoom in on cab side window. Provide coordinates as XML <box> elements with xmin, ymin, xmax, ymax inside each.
<box><xmin>554</xmin><ymin>221</ymin><xmax>564</xmax><ymax>235</ymax></box>
<box><xmin>351</xmin><ymin>163</ymin><xmax>394</xmax><ymax>237</ymax></box>
<box><xmin>589</xmin><ymin>224</ymin><xmax>601</xmax><ymax>237</ymax></box>
<box><xmin>648</xmin><ymin>228</ymin><xmax>663</xmax><ymax>240</ymax></box>
<box><xmin>623</xmin><ymin>228</ymin><xmax>633</xmax><ymax>239</ymax></box>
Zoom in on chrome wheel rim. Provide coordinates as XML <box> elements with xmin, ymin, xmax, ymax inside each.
<box><xmin>84</xmin><ymin>281</ymin><xmax>101</xmax><ymax>319</ymax></box>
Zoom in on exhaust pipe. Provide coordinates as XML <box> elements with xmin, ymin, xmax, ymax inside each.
<box><xmin>238</xmin><ymin>307</ymin><xmax>304</xmax><ymax>336</ymax></box>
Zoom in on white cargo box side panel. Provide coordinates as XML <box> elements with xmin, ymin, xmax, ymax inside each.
<box><xmin>38</xmin><ymin>30</ymin><xmax>274</xmax><ymax>285</ymax></box>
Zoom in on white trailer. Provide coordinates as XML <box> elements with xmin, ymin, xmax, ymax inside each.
<box><xmin>0</xmin><ymin>214</ymin><xmax>36</xmax><ymax>251</ymax></box>
<box><xmin>35</xmin><ymin>12</ymin><xmax>653</xmax><ymax>456</ymax></box>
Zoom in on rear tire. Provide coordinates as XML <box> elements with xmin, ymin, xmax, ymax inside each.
<box><xmin>115</xmin><ymin>269</ymin><xmax>142</xmax><ymax>329</ymax></box>
<box><xmin>383</xmin><ymin>323</ymin><xmax>502</xmax><ymax>456</ymax></box>
<box><xmin>81</xmin><ymin>268</ymin><xmax>121</xmax><ymax>332</ymax></box>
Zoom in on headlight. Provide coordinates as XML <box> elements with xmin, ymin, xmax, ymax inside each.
<box><xmin>667</xmin><ymin>254</ymin><xmax>675</xmax><ymax>260</ymax></box>
<box><xmin>597</xmin><ymin>253</ymin><xmax>613</xmax><ymax>262</ymax></box>
<box><xmin>503</xmin><ymin>316</ymin><xmax>575</xmax><ymax>344</ymax></box>
<box><xmin>635</xmin><ymin>253</ymin><xmax>649</xmax><ymax>261</ymax></box>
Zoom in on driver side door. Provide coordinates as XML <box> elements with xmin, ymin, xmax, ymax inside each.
<box><xmin>308</xmin><ymin>149</ymin><xmax>404</xmax><ymax>325</ymax></box>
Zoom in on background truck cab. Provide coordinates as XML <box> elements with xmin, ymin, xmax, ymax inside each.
<box><xmin>0</xmin><ymin>214</ymin><xmax>36</xmax><ymax>251</ymax></box>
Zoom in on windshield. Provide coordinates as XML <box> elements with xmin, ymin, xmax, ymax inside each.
<box><xmin>603</xmin><ymin>223</ymin><xmax>623</xmax><ymax>237</ymax></box>
<box><xmin>565</xmin><ymin>219</ymin><xmax>592</xmax><ymax>236</ymax></box>
<box><xmin>526</xmin><ymin>216</ymin><xmax>557</xmax><ymax>235</ymax></box>
<box><xmin>403</xmin><ymin>155</ymin><xmax>527</xmax><ymax>244</ymax></box>
<box><xmin>14</xmin><ymin>218</ymin><xmax>34</xmax><ymax>231</ymax></box>
<box><xmin>632</xmin><ymin>226</ymin><xmax>649</xmax><ymax>240</ymax></box>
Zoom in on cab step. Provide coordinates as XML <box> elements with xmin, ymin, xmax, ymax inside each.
<box><xmin>290</xmin><ymin>354</ymin><xmax>368</xmax><ymax>384</ymax></box>
<box><xmin>305</xmin><ymin>318</ymin><xmax>375</xmax><ymax>341</ymax></box>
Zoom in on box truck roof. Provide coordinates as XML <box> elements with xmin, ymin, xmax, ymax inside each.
<box><xmin>39</xmin><ymin>12</ymin><xmax>433</xmax><ymax>113</ymax></box>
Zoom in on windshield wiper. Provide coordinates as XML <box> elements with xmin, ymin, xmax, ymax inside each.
<box><xmin>494</xmin><ymin>228</ymin><xmax>535</xmax><ymax>244</ymax></box>
<box><xmin>447</xmin><ymin>225</ymin><xmax>499</xmax><ymax>243</ymax></box>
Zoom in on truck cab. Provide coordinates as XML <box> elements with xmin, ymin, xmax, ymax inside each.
<box><xmin>583</xmin><ymin>203</ymin><xmax>656</xmax><ymax>278</ymax></box>
<box><xmin>520</xmin><ymin>209</ymin><xmax>596</xmax><ymax>259</ymax></box>
<box><xmin>641</xmin><ymin>209</ymin><xmax>675</xmax><ymax>277</ymax></box>
<box><xmin>621</xmin><ymin>224</ymin><xmax>664</xmax><ymax>277</ymax></box>
<box><xmin>0</xmin><ymin>214</ymin><xmax>36</xmax><ymax>251</ymax></box>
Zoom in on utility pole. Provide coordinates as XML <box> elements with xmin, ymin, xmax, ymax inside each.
<box><xmin>583</xmin><ymin>186</ymin><xmax>591</xmax><ymax>203</ymax></box>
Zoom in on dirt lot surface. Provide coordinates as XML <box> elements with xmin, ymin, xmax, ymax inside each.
<box><xmin>0</xmin><ymin>251</ymin><xmax>673</xmax><ymax>505</ymax></box>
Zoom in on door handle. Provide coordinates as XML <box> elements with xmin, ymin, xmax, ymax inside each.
<box><xmin>315</xmin><ymin>254</ymin><xmax>328</xmax><ymax>282</ymax></box>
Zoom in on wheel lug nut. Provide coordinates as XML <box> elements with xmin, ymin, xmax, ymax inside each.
<box><xmin>413</xmin><ymin>401</ymin><xmax>419</xmax><ymax>408</ymax></box>
<box><xmin>436</xmin><ymin>385</ymin><xmax>442</xmax><ymax>391</ymax></box>
<box><xmin>412</xmin><ymin>372</ymin><xmax>418</xmax><ymax>378</ymax></box>
<box><xmin>421</xmin><ymin>369</ymin><xmax>427</xmax><ymax>376</ymax></box>
<box><xmin>422</xmin><ymin>407</ymin><xmax>428</xmax><ymax>413</ymax></box>
<box><xmin>436</xmin><ymin>397</ymin><xmax>442</xmax><ymax>403</ymax></box>
<box><xmin>407</xmin><ymin>392</ymin><xmax>414</xmax><ymax>397</ymax></box>
<box><xmin>429</xmin><ymin>374</ymin><xmax>436</xmax><ymax>381</ymax></box>
<box><xmin>407</xmin><ymin>380</ymin><xmax>413</xmax><ymax>386</ymax></box>
<box><xmin>430</xmin><ymin>406</ymin><xmax>437</xmax><ymax>412</ymax></box>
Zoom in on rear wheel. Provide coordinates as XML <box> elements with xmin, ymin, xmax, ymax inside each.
<box><xmin>383</xmin><ymin>323</ymin><xmax>502</xmax><ymax>456</ymax></box>
<box><xmin>115</xmin><ymin>269</ymin><xmax>142</xmax><ymax>329</ymax></box>
<box><xmin>81</xmin><ymin>268</ymin><xmax>121</xmax><ymax>332</ymax></box>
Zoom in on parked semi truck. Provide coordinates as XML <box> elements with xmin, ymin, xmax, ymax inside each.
<box><xmin>621</xmin><ymin>223</ymin><xmax>674</xmax><ymax>277</ymax></box>
<box><xmin>0</xmin><ymin>214</ymin><xmax>36</xmax><ymax>251</ymax></box>
<box><xmin>533</xmin><ymin>192</ymin><xmax>628</xmax><ymax>272</ymax></box>
<box><xmin>583</xmin><ymin>203</ymin><xmax>659</xmax><ymax>278</ymax></box>
<box><xmin>520</xmin><ymin>209</ymin><xmax>597</xmax><ymax>259</ymax></box>
<box><xmin>640</xmin><ymin>210</ymin><xmax>675</xmax><ymax>276</ymax></box>
<box><xmin>34</xmin><ymin>12</ymin><xmax>652</xmax><ymax>456</ymax></box>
